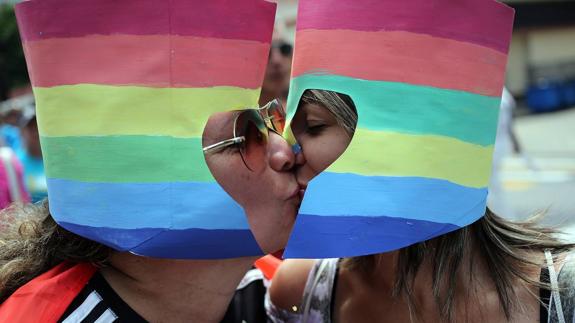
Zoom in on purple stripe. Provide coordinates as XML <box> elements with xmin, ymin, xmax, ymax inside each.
<box><xmin>16</xmin><ymin>0</ymin><xmax>276</xmax><ymax>43</ymax></box>
<box><xmin>296</xmin><ymin>0</ymin><xmax>514</xmax><ymax>53</ymax></box>
<box><xmin>59</xmin><ymin>222</ymin><xmax>263</xmax><ymax>259</ymax></box>
<box><xmin>283</xmin><ymin>215</ymin><xmax>464</xmax><ymax>259</ymax></box>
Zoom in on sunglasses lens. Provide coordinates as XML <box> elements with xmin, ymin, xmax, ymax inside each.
<box><xmin>236</xmin><ymin>110</ymin><xmax>267</xmax><ymax>171</ymax></box>
<box><xmin>262</xmin><ymin>100</ymin><xmax>286</xmax><ymax>133</ymax></box>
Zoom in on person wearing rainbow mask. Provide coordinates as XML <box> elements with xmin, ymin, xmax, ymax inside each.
<box><xmin>268</xmin><ymin>0</ymin><xmax>575</xmax><ymax>322</ymax></box>
<box><xmin>0</xmin><ymin>1</ymin><xmax>304</xmax><ymax>322</ymax></box>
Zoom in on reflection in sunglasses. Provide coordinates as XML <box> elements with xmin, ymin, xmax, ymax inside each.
<box><xmin>203</xmin><ymin>99</ymin><xmax>287</xmax><ymax>172</ymax></box>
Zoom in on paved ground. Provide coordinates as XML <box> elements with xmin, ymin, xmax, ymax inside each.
<box><xmin>492</xmin><ymin>107</ymin><xmax>575</xmax><ymax>241</ymax></box>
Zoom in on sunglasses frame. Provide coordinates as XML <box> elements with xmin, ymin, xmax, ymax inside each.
<box><xmin>202</xmin><ymin>99</ymin><xmax>285</xmax><ymax>171</ymax></box>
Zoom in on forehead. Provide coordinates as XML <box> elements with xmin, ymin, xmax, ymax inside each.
<box><xmin>295</xmin><ymin>102</ymin><xmax>336</xmax><ymax>119</ymax></box>
<box><xmin>202</xmin><ymin>111</ymin><xmax>237</xmax><ymax>146</ymax></box>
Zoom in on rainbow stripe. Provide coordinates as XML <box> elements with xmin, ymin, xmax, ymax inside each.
<box><xmin>284</xmin><ymin>0</ymin><xmax>514</xmax><ymax>258</ymax></box>
<box><xmin>16</xmin><ymin>0</ymin><xmax>276</xmax><ymax>258</ymax></box>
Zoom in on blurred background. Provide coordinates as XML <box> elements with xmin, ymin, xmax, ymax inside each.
<box><xmin>0</xmin><ymin>0</ymin><xmax>574</xmax><ymax>236</ymax></box>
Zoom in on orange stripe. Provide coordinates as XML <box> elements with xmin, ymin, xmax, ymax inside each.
<box><xmin>292</xmin><ymin>29</ymin><xmax>508</xmax><ymax>96</ymax></box>
<box><xmin>24</xmin><ymin>34</ymin><xmax>269</xmax><ymax>88</ymax></box>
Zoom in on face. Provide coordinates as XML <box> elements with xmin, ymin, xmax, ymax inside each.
<box><xmin>291</xmin><ymin>102</ymin><xmax>355</xmax><ymax>194</ymax></box>
<box><xmin>22</xmin><ymin>117</ymin><xmax>42</xmax><ymax>158</ymax></box>
<box><xmin>203</xmin><ymin>110</ymin><xmax>301</xmax><ymax>254</ymax></box>
<box><xmin>261</xmin><ymin>41</ymin><xmax>292</xmax><ymax>97</ymax></box>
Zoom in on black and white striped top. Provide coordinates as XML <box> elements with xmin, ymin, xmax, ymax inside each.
<box><xmin>58</xmin><ymin>268</ymin><xmax>267</xmax><ymax>323</ymax></box>
<box><xmin>58</xmin><ymin>272</ymin><xmax>145</xmax><ymax>323</ymax></box>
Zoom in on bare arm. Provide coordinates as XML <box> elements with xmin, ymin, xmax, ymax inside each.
<box><xmin>268</xmin><ymin>259</ymin><xmax>316</xmax><ymax>311</ymax></box>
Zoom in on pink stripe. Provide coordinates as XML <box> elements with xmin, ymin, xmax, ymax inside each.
<box><xmin>296</xmin><ymin>0</ymin><xmax>514</xmax><ymax>53</ymax></box>
<box><xmin>292</xmin><ymin>30</ymin><xmax>508</xmax><ymax>96</ymax></box>
<box><xmin>24</xmin><ymin>35</ymin><xmax>269</xmax><ymax>89</ymax></box>
<box><xmin>16</xmin><ymin>0</ymin><xmax>275</xmax><ymax>43</ymax></box>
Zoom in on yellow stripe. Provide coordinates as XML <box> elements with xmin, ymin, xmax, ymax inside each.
<box><xmin>328</xmin><ymin>129</ymin><xmax>493</xmax><ymax>188</ymax></box>
<box><xmin>34</xmin><ymin>85</ymin><xmax>261</xmax><ymax>137</ymax></box>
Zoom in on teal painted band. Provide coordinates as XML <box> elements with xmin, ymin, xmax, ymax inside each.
<box><xmin>287</xmin><ymin>74</ymin><xmax>502</xmax><ymax>146</ymax></box>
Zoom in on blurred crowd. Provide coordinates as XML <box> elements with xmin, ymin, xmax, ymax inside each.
<box><xmin>0</xmin><ymin>96</ymin><xmax>46</xmax><ymax>208</ymax></box>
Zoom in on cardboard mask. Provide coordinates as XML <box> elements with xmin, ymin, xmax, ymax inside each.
<box><xmin>283</xmin><ymin>0</ymin><xmax>515</xmax><ymax>258</ymax></box>
<box><xmin>16</xmin><ymin>0</ymin><xmax>276</xmax><ymax>259</ymax></box>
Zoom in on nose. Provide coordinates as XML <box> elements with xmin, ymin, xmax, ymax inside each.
<box><xmin>294</xmin><ymin>145</ymin><xmax>306</xmax><ymax>166</ymax></box>
<box><xmin>269</xmin><ymin>49</ymin><xmax>283</xmax><ymax>66</ymax></box>
<box><xmin>268</xmin><ymin>131</ymin><xmax>295</xmax><ymax>172</ymax></box>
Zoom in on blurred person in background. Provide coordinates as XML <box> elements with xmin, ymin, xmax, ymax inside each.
<box><xmin>259</xmin><ymin>28</ymin><xmax>293</xmax><ymax>107</ymax></box>
<box><xmin>0</xmin><ymin>108</ymin><xmax>23</xmax><ymax>152</ymax></box>
<box><xmin>488</xmin><ymin>87</ymin><xmax>518</xmax><ymax>219</ymax></box>
<box><xmin>0</xmin><ymin>142</ymin><xmax>29</xmax><ymax>211</ymax></box>
<box><xmin>0</xmin><ymin>104</ymin><xmax>29</xmax><ymax>211</ymax></box>
<box><xmin>16</xmin><ymin>107</ymin><xmax>46</xmax><ymax>203</ymax></box>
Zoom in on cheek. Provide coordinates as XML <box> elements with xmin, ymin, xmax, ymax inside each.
<box><xmin>206</xmin><ymin>155</ymin><xmax>251</xmax><ymax>200</ymax></box>
<box><xmin>301</xmin><ymin>130</ymin><xmax>351</xmax><ymax>174</ymax></box>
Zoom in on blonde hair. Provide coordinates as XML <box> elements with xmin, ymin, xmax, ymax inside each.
<box><xmin>299</xmin><ymin>89</ymin><xmax>357</xmax><ymax>135</ymax></box>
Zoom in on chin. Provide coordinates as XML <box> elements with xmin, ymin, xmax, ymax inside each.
<box><xmin>258</xmin><ymin>233</ymin><xmax>290</xmax><ymax>255</ymax></box>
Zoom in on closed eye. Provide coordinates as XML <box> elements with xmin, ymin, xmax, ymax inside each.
<box><xmin>306</xmin><ymin>123</ymin><xmax>327</xmax><ymax>136</ymax></box>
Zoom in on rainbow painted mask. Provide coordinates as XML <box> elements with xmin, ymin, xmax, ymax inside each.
<box><xmin>16</xmin><ymin>0</ymin><xmax>276</xmax><ymax>259</ymax></box>
<box><xmin>283</xmin><ymin>0</ymin><xmax>515</xmax><ymax>258</ymax></box>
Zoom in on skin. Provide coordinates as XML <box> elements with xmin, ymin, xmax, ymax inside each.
<box><xmin>270</xmin><ymin>101</ymin><xmax>543</xmax><ymax>322</ymax></box>
<box><xmin>259</xmin><ymin>40</ymin><xmax>292</xmax><ymax>107</ymax></box>
<box><xmin>202</xmin><ymin>110</ymin><xmax>302</xmax><ymax>254</ymax></box>
<box><xmin>290</xmin><ymin>102</ymin><xmax>353</xmax><ymax>193</ymax></box>
<box><xmin>21</xmin><ymin>116</ymin><xmax>42</xmax><ymax>159</ymax></box>
<box><xmin>271</xmin><ymin>253</ymin><xmax>542</xmax><ymax>323</ymax></box>
<box><xmin>98</xmin><ymin>110</ymin><xmax>301</xmax><ymax>323</ymax></box>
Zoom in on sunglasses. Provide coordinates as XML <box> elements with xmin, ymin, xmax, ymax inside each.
<box><xmin>271</xmin><ymin>41</ymin><xmax>293</xmax><ymax>57</ymax></box>
<box><xmin>203</xmin><ymin>99</ymin><xmax>286</xmax><ymax>171</ymax></box>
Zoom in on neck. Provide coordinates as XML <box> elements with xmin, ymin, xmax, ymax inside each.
<box><xmin>101</xmin><ymin>252</ymin><xmax>258</xmax><ymax>323</ymax></box>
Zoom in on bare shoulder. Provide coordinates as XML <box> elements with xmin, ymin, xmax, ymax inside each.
<box><xmin>269</xmin><ymin>259</ymin><xmax>316</xmax><ymax>311</ymax></box>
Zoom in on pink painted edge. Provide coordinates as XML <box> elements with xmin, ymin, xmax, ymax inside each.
<box><xmin>296</xmin><ymin>0</ymin><xmax>514</xmax><ymax>53</ymax></box>
<box><xmin>16</xmin><ymin>0</ymin><xmax>276</xmax><ymax>43</ymax></box>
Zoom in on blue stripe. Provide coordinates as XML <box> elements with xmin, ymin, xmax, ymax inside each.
<box><xmin>283</xmin><ymin>215</ymin><xmax>464</xmax><ymax>258</ymax></box>
<box><xmin>299</xmin><ymin>172</ymin><xmax>488</xmax><ymax>227</ymax></box>
<box><xmin>59</xmin><ymin>222</ymin><xmax>263</xmax><ymax>259</ymax></box>
<box><xmin>47</xmin><ymin>178</ymin><xmax>250</xmax><ymax>230</ymax></box>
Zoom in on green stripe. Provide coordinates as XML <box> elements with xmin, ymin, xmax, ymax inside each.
<box><xmin>41</xmin><ymin>136</ymin><xmax>215</xmax><ymax>183</ymax></box>
<box><xmin>286</xmin><ymin>74</ymin><xmax>501</xmax><ymax>146</ymax></box>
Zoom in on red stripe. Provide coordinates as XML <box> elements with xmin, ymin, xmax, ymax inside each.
<box><xmin>296</xmin><ymin>0</ymin><xmax>514</xmax><ymax>53</ymax></box>
<box><xmin>24</xmin><ymin>35</ymin><xmax>269</xmax><ymax>89</ymax></box>
<box><xmin>292</xmin><ymin>30</ymin><xmax>508</xmax><ymax>96</ymax></box>
<box><xmin>16</xmin><ymin>0</ymin><xmax>276</xmax><ymax>43</ymax></box>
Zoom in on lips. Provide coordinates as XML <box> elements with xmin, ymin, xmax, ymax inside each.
<box><xmin>288</xmin><ymin>186</ymin><xmax>302</xmax><ymax>201</ymax></box>
<box><xmin>287</xmin><ymin>184</ymin><xmax>307</xmax><ymax>204</ymax></box>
